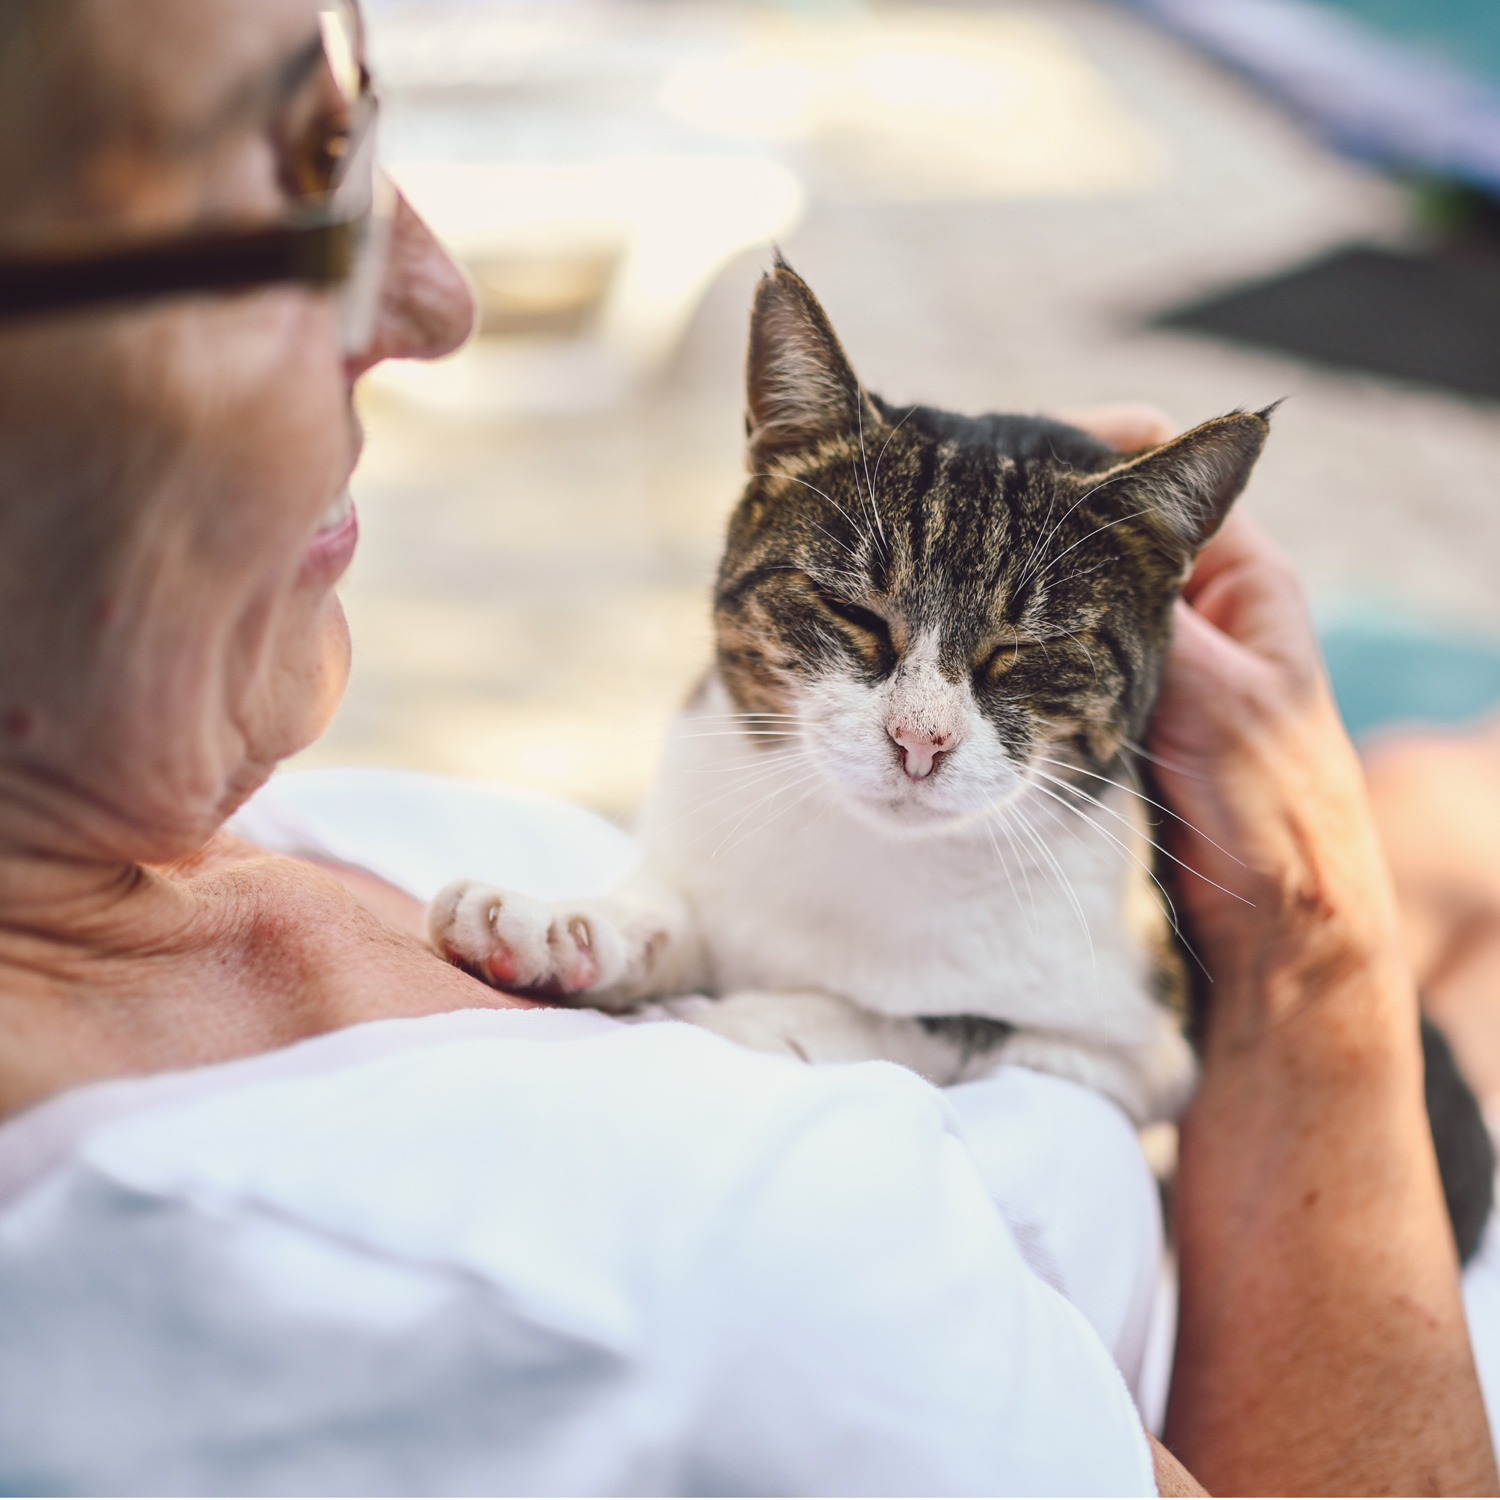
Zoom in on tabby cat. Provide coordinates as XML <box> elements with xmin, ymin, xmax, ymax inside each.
<box><xmin>430</xmin><ymin>260</ymin><xmax>1274</xmax><ymax>1127</ymax></box>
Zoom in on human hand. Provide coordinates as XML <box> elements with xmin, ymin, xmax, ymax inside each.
<box><xmin>1052</xmin><ymin>401</ymin><xmax>1176</xmax><ymax>453</ymax></box>
<box><xmin>1146</xmin><ymin>512</ymin><xmax>1407</xmax><ymax>1032</ymax></box>
<box><xmin>1056</xmin><ymin>403</ymin><xmax>1408</xmax><ymax>1031</ymax></box>
<box><xmin>1061</xmin><ymin>410</ymin><xmax>1490</xmax><ymax>1495</ymax></box>
<box><xmin>1149</xmin><ymin>525</ymin><xmax>1492</xmax><ymax>1500</ymax></box>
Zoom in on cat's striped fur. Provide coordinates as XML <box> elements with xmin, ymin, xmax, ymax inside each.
<box><xmin>433</xmin><ymin>260</ymin><xmax>1271</xmax><ymax>1124</ymax></box>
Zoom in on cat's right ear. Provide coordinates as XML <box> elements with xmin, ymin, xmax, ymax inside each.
<box><xmin>1087</xmin><ymin>408</ymin><xmax>1273</xmax><ymax>559</ymax></box>
<box><xmin>746</xmin><ymin>259</ymin><xmax>879</xmax><ymax>463</ymax></box>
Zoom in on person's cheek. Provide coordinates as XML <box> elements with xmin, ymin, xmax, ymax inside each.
<box><xmin>276</xmin><ymin>588</ymin><xmax>352</xmax><ymax>755</ymax></box>
<box><xmin>180</xmin><ymin>291</ymin><xmax>352</xmax><ymax>577</ymax></box>
<box><xmin>174</xmin><ymin>293</ymin><xmax>355</xmax><ymax>800</ymax></box>
<box><xmin>238</xmin><ymin>335</ymin><xmax>361</xmax><ymax>777</ymax></box>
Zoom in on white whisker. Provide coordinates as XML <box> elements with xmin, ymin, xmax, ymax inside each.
<box><xmin>669</xmin><ymin>732</ymin><xmax>802</xmax><ymax>745</ymax></box>
<box><xmin>753</xmin><ymin>471</ymin><xmax>873</xmax><ymax>557</ymax></box>
<box><xmin>1027</xmin><ymin>764</ymin><xmax>1251</xmax><ymax>907</ymax></box>
<box><xmin>714</xmin><ymin>768</ymin><xmax>829</xmax><ymax>859</ymax></box>
<box><xmin>1000</xmin><ymin>800</ymin><xmax>1098</xmax><ymax>983</ymax></box>
<box><xmin>1014</xmin><ymin>470</ymin><xmax>1124</xmax><ymax>592</ymax></box>
<box><xmin>984</xmin><ymin>806</ymin><xmax>1035</xmax><ymax>939</ymax></box>
<box><xmin>1052</xmin><ymin>627</ymin><xmax>1096</xmax><ymax>676</ymax></box>
<box><xmin>1012</xmin><ymin>474</ymin><xmax>1063</xmax><ymax>598</ymax></box>
<box><xmin>686</xmin><ymin>758</ymin><xmax>819</xmax><ymax>832</ymax></box>
<box><xmin>871</xmin><ymin>402</ymin><xmax>919</xmax><ymax>498</ymax></box>
<box><xmin>1023</xmin><ymin>777</ymin><xmax>1210</xmax><ymax>979</ymax></box>
<box><xmin>709</xmin><ymin>764</ymin><xmax>826</xmax><ymax>859</ymax></box>
<box><xmin>653</xmin><ymin>751</ymin><xmax>818</xmax><ymax>832</ymax></box>
<box><xmin>1119</xmin><ymin>738</ymin><xmax>1212</xmax><ymax>783</ymax></box>
<box><xmin>854</xmin><ymin>384</ymin><xmax>887</xmax><ymax>546</ymax></box>
<box><xmin>1031</xmin><ymin>752</ymin><xmax>1244</xmax><ymax>867</ymax></box>
<box><xmin>683</xmin><ymin>712</ymin><xmax>802</xmax><ymax>723</ymax></box>
<box><xmin>1025</xmin><ymin>510</ymin><xmax>1155</xmax><ymax>596</ymax></box>
<box><xmin>1045</xmin><ymin>556</ymin><xmax>1117</xmax><ymax>591</ymax></box>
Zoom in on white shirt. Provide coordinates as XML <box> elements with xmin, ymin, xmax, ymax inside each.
<box><xmin>0</xmin><ymin>1005</ymin><xmax>1158</xmax><ymax>1496</ymax></box>
<box><xmin>11</xmin><ymin>764</ymin><xmax>1500</xmax><ymax>1493</ymax></box>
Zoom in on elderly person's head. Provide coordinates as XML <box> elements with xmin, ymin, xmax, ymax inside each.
<box><xmin>0</xmin><ymin>0</ymin><xmax>472</xmax><ymax>868</ymax></box>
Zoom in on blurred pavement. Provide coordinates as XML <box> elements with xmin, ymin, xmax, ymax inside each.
<box><xmin>300</xmin><ymin>0</ymin><xmax>1500</xmax><ymax>817</ymax></box>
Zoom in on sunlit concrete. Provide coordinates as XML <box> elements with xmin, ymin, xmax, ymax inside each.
<box><xmin>301</xmin><ymin>0</ymin><xmax>1500</xmax><ymax>817</ymax></box>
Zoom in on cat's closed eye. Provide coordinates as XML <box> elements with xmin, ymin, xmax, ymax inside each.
<box><xmin>976</xmin><ymin>639</ymin><xmax>1044</xmax><ymax>683</ymax></box>
<box><xmin>817</xmin><ymin>592</ymin><xmax>895</xmax><ymax>670</ymax></box>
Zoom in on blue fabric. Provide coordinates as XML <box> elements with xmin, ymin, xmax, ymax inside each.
<box><xmin>1319</xmin><ymin>605</ymin><xmax>1500</xmax><ymax>738</ymax></box>
<box><xmin>1125</xmin><ymin>0</ymin><xmax>1500</xmax><ymax>196</ymax></box>
<box><xmin>1320</xmin><ymin>1</ymin><xmax>1500</xmax><ymax>92</ymax></box>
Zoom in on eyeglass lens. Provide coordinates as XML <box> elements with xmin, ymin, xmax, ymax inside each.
<box><xmin>319</xmin><ymin>1</ymin><xmax>393</xmax><ymax>356</ymax></box>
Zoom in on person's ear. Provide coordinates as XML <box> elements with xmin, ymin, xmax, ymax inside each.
<box><xmin>1082</xmin><ymin>407</ymin><xmax>1275</xmax><ymax>559</ymax></box>
<box><xmin>745</xmin><ymin>257</ymin><xmax>881</xmax><ymax>464</ymax></box>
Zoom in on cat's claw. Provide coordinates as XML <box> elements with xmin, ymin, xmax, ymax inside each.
<box><xmin>430</xmin><ymin>879</ymin><xmax>612</xmax><ymax>998</ymax></box>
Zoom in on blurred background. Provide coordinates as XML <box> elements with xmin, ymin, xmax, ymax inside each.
<box><xmin>300</xmin><ymin>0</ymin><xmax>1500</xmax><ymax>819</ymax></box>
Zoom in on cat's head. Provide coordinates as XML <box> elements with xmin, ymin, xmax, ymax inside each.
<box><xmin>713</xmin><ymin>260</ymin><xmax>1271</xmax><ymax>833</ymax></box>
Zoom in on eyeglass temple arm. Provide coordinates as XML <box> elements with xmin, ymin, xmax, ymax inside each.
<box><xmin>0</xmin><ymin>219</ymin><xmax>355</xmax><ymax>319</ymax></box>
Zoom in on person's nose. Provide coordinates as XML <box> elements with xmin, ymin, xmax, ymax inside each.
<box><xmin>346</xmin><ymin>191</ymin><xmax>475</xmax><ymax>382</ymax></box>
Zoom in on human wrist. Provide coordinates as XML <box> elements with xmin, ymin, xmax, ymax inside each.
<box><xmin>1173</xmin><ymin>684</ymin><xmax>1411</xmax><ymax>1027</ymax></box>
<box><xmin>1189</xmin><ymin>832</ymin><xmax>1415</xmax><ymax>1063</ymax></box>
<box><xmin>1190</xmin><ymin>863</ymin><xmax>1419</xmax><ymax>1098</ymax></box>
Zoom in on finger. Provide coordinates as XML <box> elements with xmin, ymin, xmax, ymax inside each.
<box><xmin>1189</xmin><ymin>530</ymin><xmax>1306</xmax><ymax>638</ymax></box>
<box><xmin>1180</xmin><ymin>511</ymin><xmax>1284</xmax><ymax>607</ymax></box>
<box><xmin>1149</xmin><ymin>600</ymin><xmax>1275</xmax><ymax>768</ymax></box>
<box><xmin>1160</xmin><ymin>596</ymin><xmax>1246</xmax><ymax>692</ymax></box>
<box><xmin>1051</xmin><ymin>402</ymin><xmax>1177</xmax><ymax>453</ymax></box>
<box><xmin>1177</xmin><ymin>546</ymin><xmax>1327</xmax><ymax>693</ymax></box>
<box><xmin>1146</xmin><ymin>610</ymin><xmax>1240</xmax><ymax>772</ymax></box>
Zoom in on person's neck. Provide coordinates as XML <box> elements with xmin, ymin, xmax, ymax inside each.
<box><xmin>0</xmin><ymin>811</ymin><xmax>524</xmax><ymax>1123</ymax></box>
<box><xmin>0</xmin><ymin>821</ymin><xmax>216</xmax><ymax>1113</ymax></box>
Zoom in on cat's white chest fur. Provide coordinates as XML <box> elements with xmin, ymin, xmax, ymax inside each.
<box><xmin>573</xmin><ymin>672</ymin><xmax>1191</xmax><ymax>1124</ymax></box>
<box><xmin>644</xmin><ymin>675</ymin><xmax>1169</xmax><ymax>1053</ymax></box>
<box><xmin>432</xmin><ymin>671</ymin><xmax>1198</xmax><ymax>1125</ymax></box>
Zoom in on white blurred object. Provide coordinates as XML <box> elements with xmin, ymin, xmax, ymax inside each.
<box><xmin>228</xmin><ymin>767</ymin><xmax>639</xmax><ymax>902</ymax></box>
<box><xmin>364</xmin><ymin>0</ymin><xmax>624</xmax><ymax>93</ymax></box>
<box><xmin>662</xmin><ymin>10</ymin><xmax>1170</xmax><ymax>202</ymax></box>
<box><xmin>372</xmin><ymin>156</ymin><xmax>805</xmax><ymax>416</ymax></box>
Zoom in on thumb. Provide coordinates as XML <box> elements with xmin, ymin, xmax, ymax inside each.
<box><xmin>1151</xmin><ymin>600</ymin><xmax>1273</xmax><ymax>765</ymax></box>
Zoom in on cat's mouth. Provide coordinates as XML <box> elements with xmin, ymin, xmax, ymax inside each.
<box><xmin>839</xmin><ymin>758</ymin><xmax>1032</xmax><ymax>837</ymax></box>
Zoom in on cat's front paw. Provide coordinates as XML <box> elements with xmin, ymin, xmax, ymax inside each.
<box><xmin>429</xmin><ymin>879</ymin><xmax>621</xmax><ymax>1000</ymax></box>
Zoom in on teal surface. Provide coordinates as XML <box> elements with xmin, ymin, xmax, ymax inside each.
<box><xmin>1319</xmin><ymin>0</ymin><xmax>1500</xmax><ymax>90</ymax></box>
<box><xmin>1319</xmin><ymin>609</ymin><xmax>1500</xmax><ymax>739</ymax></box>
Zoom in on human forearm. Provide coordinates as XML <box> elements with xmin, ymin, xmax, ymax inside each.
<box><xmin>1168</xmin><ymin>949</ymin><xmax>1491</xmax><ymax>1495</ymax></box>
<box><xmin>1144</xmin><ymin>513</ymin><xmax>1496</xmax><ymax>1494</ymax></box>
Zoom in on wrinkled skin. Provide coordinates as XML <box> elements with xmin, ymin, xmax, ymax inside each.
<box><xmin>0</xmin><ymin>0</ymin><xmax>525</xmax><ymax>1117</ymax></box>
<box><xmin>0</xmin><ymin>0</ymin><xmax>471</xmax><ymax>860</ymax></box>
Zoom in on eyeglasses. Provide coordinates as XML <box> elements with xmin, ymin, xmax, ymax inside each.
<box><xmin>0</xmin><ymin>3</ymin><xmax>394</xmax><ymax>356</ymax></box>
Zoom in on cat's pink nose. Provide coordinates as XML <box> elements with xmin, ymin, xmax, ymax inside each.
<box><xmin>891</xmin><ymin>726</ymin><xmax>954</xmax><ymax>780</ymax></box>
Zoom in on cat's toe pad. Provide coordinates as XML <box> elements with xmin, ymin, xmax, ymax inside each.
<box><xmin>429</xmin><ymin>879</ymin><xmax>607</xmax><ymax>997</ymax></box>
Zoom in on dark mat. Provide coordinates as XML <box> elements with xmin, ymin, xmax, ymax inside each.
<box><xmin>1154</xmin><ymin>241</ymin><xmax>1500</xmax><ymax>401</ymax></box>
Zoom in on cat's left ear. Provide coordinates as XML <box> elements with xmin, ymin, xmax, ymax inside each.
<box><xmin>1088</xmin><ymin>407</ymin><xmax>1274</xmax><ymax>557</ymax></box>
<box><xmin>745</xmin><ymin>257</ymin><xmax>882</xmax><ymax>464</ymax></box>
